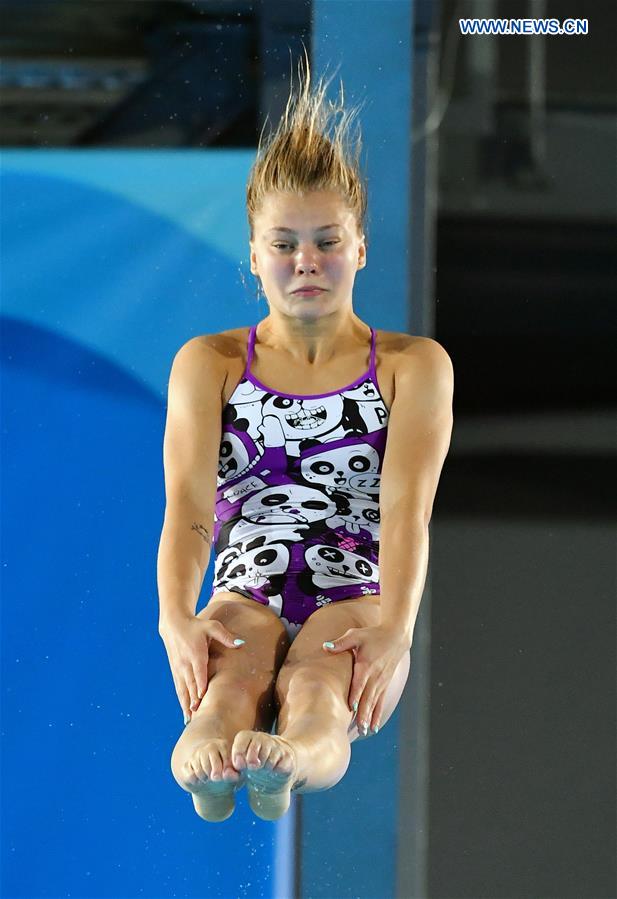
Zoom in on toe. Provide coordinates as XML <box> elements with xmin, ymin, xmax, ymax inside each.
<box><xmin>209</xmin><ymin>753</ymin><xmax>223</xmax><ymax>780</ymax></box>
<box><xmin>232</xmin><ymin>729</ymin><xmax>261</xmax><ymax>770</ymax></box>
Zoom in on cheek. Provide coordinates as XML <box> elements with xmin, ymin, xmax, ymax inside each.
<box><xmin>323</xmin><ymin>256</ymin><xmax>348</xmax><ymax>278</ymax></box>
<box><xmin>260</xmin><ymin>258</ymin><xmax>287</xmax><ymax>285</ymax></box>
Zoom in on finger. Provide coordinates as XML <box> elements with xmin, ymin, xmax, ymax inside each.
<box><xmin>193</xmin><ymin>659</ymin><xmax>209</xmax><ymax>708</ymax></box>
<box><xmin>349</xmin><ymin>668</ymin><xmax>370</xmax><ymax>717</ymax></box>
<box><xmin>323</xmin><ymin>628</ymin><xmax>356</xmax><ymax>655</ymax></box>
<box><xmin>369</xmin><ymin>691</ymin><xmax>386</xmax><ymax>734</ymax></box>
<box><xmin>190</xmin><ymin>651</ymin><xmax>209</xmax><ymax>711</ymax></box>
<box><xmin>358</xmin><ymin>680</ymin><xmax>381</xmax><ymax>735</ymax></box>
<box><xmin>186</xmin><ymin>671</ymin><xmax>200</xmax><ymax>713</ymax></box>
<box><xmin>207</xmin><ymin>619</ymin><xmax>247</xmax><ymax>650</ymax></box>
<box><xmin>176</xmin><ymin>661</ymin><xmax>198</xmax><ymax>716</ymax></box>
<box><xmin>171</xmin><ymin>669</ymin><xmax>192</xmax><ymax>724</ymax></box>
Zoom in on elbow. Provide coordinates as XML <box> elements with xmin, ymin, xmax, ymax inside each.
<box><xmin>381</xmin><ymin>510</ymin><xmax>429</xmax><ymax>538</ymax></box>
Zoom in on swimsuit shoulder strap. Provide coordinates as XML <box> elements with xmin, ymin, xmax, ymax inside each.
<box><xmin>245</xmin><ymin>324</ymin><xmax>257</xmax><ymax>376</ymax></box>
<box><xmin>369</xmin><ymin>326</ymin><xmax>378</xmax><ymax>379</ymax></box>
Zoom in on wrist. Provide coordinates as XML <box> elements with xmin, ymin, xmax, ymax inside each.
<box><xmin>378</xmin><ymin>620</ymin><xmax>412</xmax><ymax>649</ymax></box>
<box><xmin>158</xmin><ymin>610</ymin><xmax>194</xmax><ymax>634</ymax></box>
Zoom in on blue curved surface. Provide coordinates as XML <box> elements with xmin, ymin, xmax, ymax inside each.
<box><xmin>1</xmin><ymin>320</ymin><xmax>280</xmax><ymax>898</ymax></box>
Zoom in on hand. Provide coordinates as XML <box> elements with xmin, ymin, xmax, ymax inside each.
<box><xmin>159</xmin><ymin>614</ymin><xmax>246</xmax><ymax>726</ymax></box>
<box><xmin>322</xmin><ymin>625</ymin><xmax>410</xmax><ymax>736</ymax></box>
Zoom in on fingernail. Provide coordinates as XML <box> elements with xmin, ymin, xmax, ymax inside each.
<box><xmin>352</xmin><ymin>701</ymin><xmax>358</xmax><ymax>712</ymax></box>
<box><xmin>234</xmin><ymin>638</ymin><xmax>245</xmax><ymax>646</ymax></box>
<box><xmin>323</xmin><ymin>641</ymin><xmax>335</xmax><ymax>649</ymax></box>
<box><xmin>184</xmin><ymin>713</ymin><xmax>190</xmax><ymax>725</ymax></box>
<box><xmin>372</xmin><ymin>725</ymin><xmax>379</xmax><ymax>734</ymax></box>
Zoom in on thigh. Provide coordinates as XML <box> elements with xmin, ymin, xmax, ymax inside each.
<box><xmin>274</xmin><ymin>596</ymin><xmax>381</xmax><ymax>704</ymax></box>
<box><xmin>285</xmin><ymin>595</ymin><xmax>382</xmax><ymax>662</ymax></box>
<box><xmin>198</xmin><ymin>592</ymin><xmax>291</xmax><ymax>683</ymax></box>
<box><xmin>274</xmin><ymin>596</ymin><xmax>409</xmax><ymax>741</ymax></box>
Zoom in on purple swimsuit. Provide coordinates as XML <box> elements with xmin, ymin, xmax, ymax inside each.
<box><xmin>209</xmin><ymin>324</ymin><xmax>390</xmax><ymax>642</ymax></box>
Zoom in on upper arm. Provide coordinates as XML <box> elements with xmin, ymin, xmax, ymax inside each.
<box><xmin>379</xmin><ymin>338</ymin><xmax>454</xmax><ymax>526</ymax></box>
<box><xmin>162</xmin><ymin>336</ymin><xmax>225</xmax><ymax>520</ymax></box>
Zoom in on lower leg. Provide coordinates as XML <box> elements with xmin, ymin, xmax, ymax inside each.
<box><xmin>171</xmin><ymin>672</ymin><xmax>274</xmax><ymax>779</ymax></box>
<box><xmin>275</xmin><ymin>677</ymin><xmax>352</xmax><ymax>794</ymax></box>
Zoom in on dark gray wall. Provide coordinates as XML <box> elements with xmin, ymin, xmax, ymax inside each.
<box><xmin>428</xmin><ymin>448</ymin><xmax>616</xmax><ymax>898</ymax></box>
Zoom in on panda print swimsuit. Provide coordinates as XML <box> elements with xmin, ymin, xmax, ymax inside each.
<box><xmin>209</xmin><ymin>323</ymin><xmax>390</xmax><ymax>643</ymax></box>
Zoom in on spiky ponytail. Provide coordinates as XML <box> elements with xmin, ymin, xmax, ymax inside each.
<box><xmin>246</xmin><ymin>46</ymin><xmax>369</xmax><ymax>245</ymax></box>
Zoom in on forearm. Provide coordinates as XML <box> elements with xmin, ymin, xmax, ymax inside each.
<box><xmin>157</xmin><ymin>503</ymin><xmax>213</xmax><ymax>630</ymax></box>
<box><xmin>377</xmin><ymin>517</ymin><xmax>430</xmax><ymax>647</ymax></box>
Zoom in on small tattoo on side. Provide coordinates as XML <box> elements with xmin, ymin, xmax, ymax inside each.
<box><xmin>191</xmin><ymin>522</ymin><xmax>210</xmax><ymax>543</ymax></box>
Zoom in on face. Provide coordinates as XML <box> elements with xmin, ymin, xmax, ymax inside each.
<box><xmin>249</xmin><ymin>189</ymin><xmax>366</xmax><ymax>322</ymax></box>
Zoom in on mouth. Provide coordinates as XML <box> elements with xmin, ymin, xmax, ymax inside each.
<box><xmin>292</xmin><ymin>288</ymin><xmax>326</xmax><ymax>295</ymax></box>
<box><xmin>285</xmin><ymin>405</ymin><xmax>327</xmax><ymax>429</ymax></box>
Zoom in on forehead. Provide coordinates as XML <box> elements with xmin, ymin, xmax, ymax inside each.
<box><xmin>257</xmin><ymin>190</ymin><xmax>354</xmax><ymax>231</ymax></box>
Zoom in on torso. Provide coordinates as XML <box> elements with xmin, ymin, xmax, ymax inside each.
<box><xmin>201</xmin><ymin>322</ymin><xmax>432</xmax><ymax>642</ymax></box>
<box><xmin>204</xmin><ymin>325</ymin><xmax>427</xmax><ymax>413</ymax></box>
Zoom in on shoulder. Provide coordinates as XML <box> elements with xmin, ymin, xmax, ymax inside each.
<box><xmin>377</xmin><ymin>329</ymin><xmax>453</xmax><ymax>375</ymax></box>
<box><xmin>170</xmin><ymin>328</ymin><xmax>248</xmax><ymax>396</ymax></box>
<box><xmin>175</xmin><ymin>327</ymin><xmax>246</xmax><ymax>360</ymax></box>
<box><xmin>377</xmin><ymin>330</ymin><xmax>453</xmax><ymax>406</ymax></box>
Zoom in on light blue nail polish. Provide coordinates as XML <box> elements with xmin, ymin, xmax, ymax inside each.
<box><xmin>372</xmin><ymin>725</ymin><xmax>379</xmax><ymax>734</ymax></box>
<box><xmin>234</xmin><ymin>638</ymin><xmax>245</xmax><ymax>646</ymax></box>
<box><xmin>352</xmin><ymin>701</ymin><xmax>358</xmax><ymax>712</ymax></box>
<box><xmin>323</xmin><ymin>641</ymin><xmax>335</xmax><ymax>649</ymax></box>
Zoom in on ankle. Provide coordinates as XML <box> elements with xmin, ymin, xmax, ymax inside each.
<box><xmin>191</xmin><ymin>699</ymin><xmax>267</xmax><ymax>741</ymax></box>
<box><xmin>185</xmin><ymin>709</ymin><xmax>229</xmax><ymax>740</ymax></box>
<box><xmin>276</xmin><ymin>729</ymin><xmax>350</xmax><ymax>794</ymax></box>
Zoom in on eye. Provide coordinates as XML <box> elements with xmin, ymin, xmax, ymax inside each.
<box><xmin>272</xmin><ymin>241</ymin><xmax>339</xmax><ymax>250</ymax></box>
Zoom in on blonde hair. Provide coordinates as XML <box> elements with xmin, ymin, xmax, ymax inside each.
<box><xmin>246</xmin><ymin>46</ymin><xmax>369</xmax><ymax>245</ymax></box>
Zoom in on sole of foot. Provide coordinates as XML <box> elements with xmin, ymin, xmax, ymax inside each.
<box><xmin>232</xmin><ymin>731</ymin><xmax>299</xmax><ymax>821</ymax></box>
<box><xmin>179</xmin><ymin>738</ymin><xmax>247</xmax><ymax>823</ymax></box>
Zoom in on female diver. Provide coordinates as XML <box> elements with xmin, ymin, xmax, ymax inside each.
<box><xmin>158</xmin><ymin>52</ymin><xmax>454</xmax><ymax>823</ymax></box>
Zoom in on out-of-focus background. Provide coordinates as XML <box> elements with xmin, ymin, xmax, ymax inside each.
<box><xmin>1</xmin><ymin>2</ymin><xmax>615</xmax><ymax>898</ymax></box>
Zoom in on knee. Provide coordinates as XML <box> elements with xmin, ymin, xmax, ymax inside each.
<box><xmin>274</xmin><ymin>661</ymin><xmax>350</xmax><ymax>714</ymax></box>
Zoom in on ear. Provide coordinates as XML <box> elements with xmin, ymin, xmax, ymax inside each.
<box><xmin>249</xmin><ymin>242</ymin><xmax>259</xmax><ymax>276</ymax></box>
<box><xmin>357</xmin><ymin>237</ymin><xmax>367</xmax><ymax>269</ymax></box>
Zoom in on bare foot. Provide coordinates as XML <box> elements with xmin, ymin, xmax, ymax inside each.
<box><xmin>177</xmin><ymin>737</ymin><xmax>246</xmax><ymax>822</ymax></box>
<box><xmin>231</xmin><ymin>730</ymin><xmax>300</xmax><ymax>821</ymax></box>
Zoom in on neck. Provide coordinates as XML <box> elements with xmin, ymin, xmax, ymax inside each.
<box><xmin>257</xmin><ymin>313</ymin><xmax>370</xmax><ymax>366</ymax></box>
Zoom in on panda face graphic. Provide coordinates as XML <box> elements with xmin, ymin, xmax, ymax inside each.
<box><xmin>337</xmin><ymin>499</ymin><xmax>381</xmax><ymax>531</ymax></box>
<box><xmin>218</xmin><ymin>432</ymin><xmax>250</xmax><ymax>483</ymax></box>
<box><xmin>305</xmin><ymin>544</ymin><xmax>378</xmax><ymax>586</ymax></box>
<box><xmin>262</xmin><ymin>395</ymin><xmax>343</xmax><ymax>440</ymax></box>
<box><xmin>217</xmin><ymin>543</ymin><xmax>289</xmax><ymax>588</ymax></box>
<box><xmin>300</xmin><ymin>444</ymin><xmax>380</xmax><ymax>493</ymax></box>
<box><xmin>242</xmin><ymin>485</ymin><xmax>337</xmax><ymax>525</ymax></box>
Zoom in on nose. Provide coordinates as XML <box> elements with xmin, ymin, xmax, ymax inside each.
<box><xmin>295</xmin><ymin>253</ymin><xmax>318</xmax><ymax>274</ymax></box>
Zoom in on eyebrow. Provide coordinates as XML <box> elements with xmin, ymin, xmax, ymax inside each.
<box><xmin>266</xmin><ymin>224</ymin><xmax>341</xmax><ymax>234</ymax></box>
